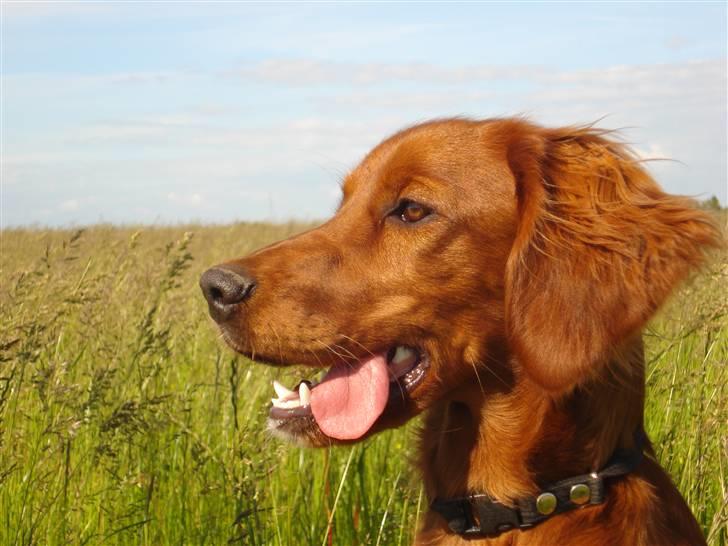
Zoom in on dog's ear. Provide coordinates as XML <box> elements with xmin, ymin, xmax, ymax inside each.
<box><xmin>503</xmin><ymin>122</ymin><xmax>721</xmax><ymax>392</ymax></box>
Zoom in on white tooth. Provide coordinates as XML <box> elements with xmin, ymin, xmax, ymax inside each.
<box><xmin>299</xmin><ymin>382</ymin><xmax>311</xmax><ymax>406</ymax></box>
<box><xmin>271</xmin><ymin>397</ymin><xmax>302</xmax><ymax>409</ymax></box>
<box><xmin>273</xmin><ymin>380</ymin><xmax>294</xmax><ymax>399</ymax></box>
<box><xmin>392</xmin><ymin>346</ymin><xmax>415</xmax><ymax>365</ymax></box>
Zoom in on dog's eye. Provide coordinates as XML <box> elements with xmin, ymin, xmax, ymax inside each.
<box><xmin>393</xmin><ymin>200</ymin><xmax>432</xmax><ymax>224</ymax></box>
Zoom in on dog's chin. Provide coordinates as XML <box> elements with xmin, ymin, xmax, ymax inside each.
<box><xmin>267</xmin><ymin>413</ymin><xmax>333</xmax><ymax>447</ymax></box>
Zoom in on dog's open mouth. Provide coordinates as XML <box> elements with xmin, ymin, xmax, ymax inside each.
<box><xmin>268</xmin><ymin>345</ymin><xmax>429</xmax><ymax>440</ymax></box>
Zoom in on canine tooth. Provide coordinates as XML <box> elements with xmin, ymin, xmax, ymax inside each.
<box><xmin>391</xmin><ymin>346</ymin><xmax>415</xmax><ymax>365</ymax></box>
<box><xmin>273</xmin><ymin>380</ymin><xmax>294</xmax><ymax>399</ymax></box>
<box><xmin>299</xmin><ymin>382</ymin><xmax>311</xmax><ymax>406</ymax></box>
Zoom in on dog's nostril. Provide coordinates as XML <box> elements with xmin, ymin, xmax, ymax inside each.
<box><xmin>199</xmin><ymin>265</ymin><xmax>256</xmax><ymax>321</ymax></box>
<box><xmin>209</xmin><ymin>286</ymin><xmax>224</xmax><ymax>304</ymax></box>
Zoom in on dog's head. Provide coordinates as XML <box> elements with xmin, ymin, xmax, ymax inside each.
<box><xmin>200</xmin><ymin>118</ymin><xmax>718</xmax><ymax>447</ymax></box>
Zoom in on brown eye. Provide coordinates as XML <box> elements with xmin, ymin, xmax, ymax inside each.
<box><xmin>393</xmin><ymin>200</ymin><xmax>432</xmax><ymax>223</ymax></box>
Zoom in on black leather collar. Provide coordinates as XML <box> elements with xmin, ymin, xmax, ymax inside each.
<box><xmin>430</xmin><ymin>431</ymin><xmax>646</xmax><ymax>537</ymax></box>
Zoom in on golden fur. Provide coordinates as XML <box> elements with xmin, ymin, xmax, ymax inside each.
<box><xmin>204</xmin><ymin>118</ymin><xmax>720</xmax><ymax>545</ymax></box>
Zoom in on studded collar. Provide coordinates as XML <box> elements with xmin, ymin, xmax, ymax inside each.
<box><xmin>430</xmin><ymin>430</ymin><xmax>646</xmax><ymax>538</ymax></box>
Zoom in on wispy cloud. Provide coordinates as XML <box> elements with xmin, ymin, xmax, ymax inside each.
<box><xmin>4</xmin><ymin>2</ymin><xmax>113</xmax><ymax>18</ymax></box>
<box><xmin>167</xmin><ymin>191</ymin><xmax>204</xmax><ymax>207</ymax></box>
<box><xmin>234</xmin><ymin>57</ymin><xmax>725</xmax><ymax>99</ymax></box>
<box><xmin>539</xmin><ymin>59</ymin><xmax>724</xmax><ymax>98</ymax></box>
<box><xmin>234</xmin><ymin>59</ymin><xmax>546</xmax><ymax>86</ymax></box>
<box><xmin>71</xmin><ymin>114</ymin><xmax>214</xmax><ymax>142</ymax></box>
<box><xmin>4</xmin><ymin>70</ymin><xmax>196</xmax><ymax>93</ymax></box>
<box><xmin>59</xmin><ymin>199</ymin><xmax>80</xmax><ymax>211</ymax></box>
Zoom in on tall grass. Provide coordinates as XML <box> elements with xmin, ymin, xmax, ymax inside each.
<box><xmin>0</xmin><ymin>222</ymin><xmax>725</xmax><ymax>545</ymax></box>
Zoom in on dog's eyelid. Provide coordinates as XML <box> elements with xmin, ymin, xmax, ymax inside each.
<box><xmin>395</xmin><ymin>196</ymin><xmax>435</xmax><ymax>211</ymax></box>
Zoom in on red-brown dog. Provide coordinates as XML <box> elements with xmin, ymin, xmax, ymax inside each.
<box><xmin>200</xmin><ymin>118</ymin><xmax>718</xmax><ymax>545</ymax></box>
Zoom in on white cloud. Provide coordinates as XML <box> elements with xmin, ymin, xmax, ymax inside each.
<box><xmin>239</xmin><ymin>189</ymin><xmax>277</xmax><ymax>201</ymax></box>
<box><xmin>233</xmin><ymin>58</ymin><xmax>546</xmax><ymax>86</ymax></box>
<box><xmin>59</xmin><ymin>199</ymin><xmax>79</xmax><ymax>211</ymax></box>
<box><xmin>4</xmin><ymin>2</ymin><xmax>113</xmax><ymax>18</ymax></box>
<box><xmin>105</xmin><ymin>71</ymin><xmax>188</xmax><ymax>85</ymax></box>
<box><xmin>665</xmin><ymin>35</ymin><xmax>691</xmax><ymax>51</ymax></box>
<box><xmin>3</xmin><ymin>71</ymin><xmax>196</xmax><ymax>102</ymax></box>
<box><xmin>319</xmin><ymin>90</ymin><xmax>501</xmax><ymax>111</ymax></box>
<box><xmin>70</xmin><ymin>114</ymin><xmax>212</xmax><ymax>142</ymax></box>
<box><xmin>167</xmin><ymin>192</ymin><xmax>204</xmax><ymax>207</ymax></box>
<box><xmin>233</xmin><ymin>58</ymin><xmax>725</xmax><ymax>105</ymax></box>
<box><xmin>534</xmin><ymin>60</ymin><xmax>725</xmax><ymax>107</ymax></box>
<box><xmin>633</xmin><ymin>143</ymin><xmax>671</xmax><ymax>161</ymax></box>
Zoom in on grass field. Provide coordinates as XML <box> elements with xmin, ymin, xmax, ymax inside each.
<box><xmin>1</xmin><ymin>222</ymin><xmax>726</xmax><ymax>545</ymax></box>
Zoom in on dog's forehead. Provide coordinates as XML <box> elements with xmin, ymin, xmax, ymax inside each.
<box><xmin>342</xmin><ymin>120</ymin><xmax>514</xmax><ymax>209</ymax></box>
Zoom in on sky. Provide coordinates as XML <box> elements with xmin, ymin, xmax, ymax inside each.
<box><xmin>2</xmin><ymin>1</ymin><xmax>726</xmax><ymax>227</ymax></box>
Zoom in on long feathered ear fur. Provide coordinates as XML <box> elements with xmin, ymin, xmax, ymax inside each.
<box><xmin>503</xmin><ymin>121</ymin><xmax>721</xmax><ymax>393</ymax></box>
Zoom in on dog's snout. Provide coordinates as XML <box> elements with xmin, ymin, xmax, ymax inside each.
<box><xmin>199</xmin><ymin>265</ymin><xmax>256</xmax><ymax>322</ymax></box>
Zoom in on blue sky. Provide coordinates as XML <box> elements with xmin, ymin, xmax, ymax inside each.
<box><xmin>2</xmin><ymin>1</ymin><xmax>726</xmax><ymax>227</ymax></box>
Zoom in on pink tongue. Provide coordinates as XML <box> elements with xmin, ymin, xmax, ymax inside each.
<box><xmin>310</xmin><ymin>354</ymin><xmax>389</xmax><ymax>440</ymax></box>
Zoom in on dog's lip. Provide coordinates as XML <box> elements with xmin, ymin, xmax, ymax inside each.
<box><xmin>268</xmin><ymin>345</ymin><xmax>429</xmax><ymax>424</ymax></box>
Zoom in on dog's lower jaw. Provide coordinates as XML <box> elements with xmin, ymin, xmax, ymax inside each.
<box><xmin>267</xmin><ymin>417</ymin><xmax>322</xmax><ymax>448</ymax></box>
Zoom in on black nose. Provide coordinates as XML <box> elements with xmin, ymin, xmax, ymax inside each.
<box><xmin>199</xmin><ymin>265</ymin><xmax>256</xmax><ymax>322</ymax></box>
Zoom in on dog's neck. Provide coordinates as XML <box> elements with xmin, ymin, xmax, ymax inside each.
<box><xmin>419</xmin><ymin>339</ymin><xmax>646</xmax><ymax>507</ymax></box>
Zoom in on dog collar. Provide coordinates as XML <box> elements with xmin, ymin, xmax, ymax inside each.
<box><xmin>430</xmin><ymin>431</ymin><xmax>645</xmax><ymax>538</ymax></box>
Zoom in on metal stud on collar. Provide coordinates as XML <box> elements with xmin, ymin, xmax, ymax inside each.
<box><xmin>535</xmin><ymin>492</ymin><xmax>557</xmax><ymax>515</ymax></box>
<box><xmin>569</xmin><ymin>483</ymin><xmax>591</xmax><ymax>505</ymax></box>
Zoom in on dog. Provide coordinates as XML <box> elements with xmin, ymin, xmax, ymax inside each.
<box><xmin>200</xmin><ymin>118</ymin><xmax>718</xmax><ymax>545</ymax></box>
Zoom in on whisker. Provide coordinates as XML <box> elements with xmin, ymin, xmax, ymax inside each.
<box><xmin>471</xmin><ymin>352</ymin><xmax>511</xmax><ymax>391</ymax></box>
<box><xmin>313</xmin><ymin>340</ymin><xmax>349</xmax><ymax>361</ymax></box>
<box><xmin>305</xmin><ymin>347</ymin><xmax>327</xmax><ymax>371</ymax></box>
<box><xmin>338</xmin><ymin>335</ymin><xmax>376</xmax><ymax>358</ymax></box>
<box><xmin>469</xmin><ymin>359</ymin><xmax>486</xmax><ymax>396</ymax></box>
